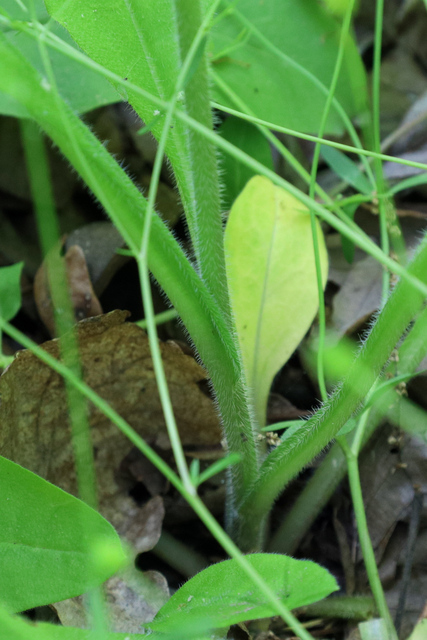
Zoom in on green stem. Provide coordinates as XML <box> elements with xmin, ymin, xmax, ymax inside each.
<box><xmin>136</xmin><ymin>308</ymin><xmax>178</xmax><ymax>328</ymax></box>
<box><xmin>136</xmin><ymin>0</ymin><xmax>255</xmax><ymax>498</ymax></box>
<box><xmin>340</xmin><ymin>440</ymin><xmax>396</xmax><ymax>637</ymax></box>
<box><xmin>209</xmin><ymin>101</ymin><xmax>427</xmax><ymax>174</ymax></box>
<box><xmin>152</xmin><ymin>531</ymin><xmax>209</xmax><ymax>578</ymax></box>
<box><xmin>237</xmin><ymin>232</ymin><xmax>427</xmax><ymax>550</ymax></box>
<box><xmin>174</xmin><ymin>0</ymin><xmax>230</xmax><ymax>317</ymax></box>
<box><xmin>269</xmin><ymin>302</ymin><xmax>427</xmax><ymax>554</ymax></box>
<box><xmin>20</xmin><ymin>69</ymin><xmax>106</xmax><ymax>636</ymax></box>
<box><xmin>309</xmin><ymin>0</ymin><xmax>357</xmax><ymax>400</ymax></box>
<box><xmin>295</xmin><ymin>595</ymin><xmax>376</xmax><ymax>620</ymax></box>
<box><xmin>20</xmin><ymin>48</ymin><xmax>98</xmax><ymax>514</ymax></box>
<box><xmin>372</xmin><ymin>0</ymin><xmax>390</xmax><ymax>303</ymax></box>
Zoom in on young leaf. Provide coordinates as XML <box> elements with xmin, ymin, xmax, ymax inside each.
<box><xmin>320</xmin><ymin>146</ymin><xmax>372</xmax><ymax>195</ymax></box>
<box><xmin>146</xmin><ymin>553</ymin><xmax>338</xmax><ymax>636</ymax></box>
<box><xmin>0</xmin><ymin>457</ymin><xmax>127</xmax><ymax>613</ymax></box>
<box><xmin>224</xmin><ymin>176</ymin><xmax>328</xmax><ymax>426</ymax></box>
<box><xmin>0</xmin><ymin>263</ymin><xmax>23</xmax><ymax>322</ymax></box>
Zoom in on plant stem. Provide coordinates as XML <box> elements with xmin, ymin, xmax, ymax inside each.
<box><xmin>340</xmin><ymin>439</ymin><xmax>396</xmax><ymax>638</ymax></box>
<box><xmin>174</xmin><ymin>0</ymin><xmax>230</xmax><ymax>318</ymax></box>
<box><xmin>371</xmin><ymin>0</ymin><xmax>391</xmax><ymax>303</ymax></box>
<box><xmin>20</xmin><ymin>76</ymin><xmax>98</xmax><ymax>514</ymax></box>
<box><xmin>269</xmin><ymin>302</ymin><xmax>427</xmax><ymax>554</ymax></box>
<box><xmin>152</xmin><ymin>531</ymin><xmax>209</xmax><ymax>578</ymax></box>
<box><xmin>237</xmin><ymin>233</ymin><xmax>427</xmax><ymax>550</ymax></box>
<box><xmin>295</xmin><ymin>595</ymin><xmax>376</xmax><ymax>620</ymax></box>
<box><xmin>308</xmin><ymin>0</ymin><xmax>357</xmax><ymax>400</ymax></box>
<box><xmin>135</xmin><ymin>0</ymin><xmax>260</xmax><ymax>503</ymax></box>
<box><xmin>136</xmin><ymin>308</ymin><xmax>178</xmax><ymax>328</ymax></box>
<box><xmin>20</xmin><ymin>99</ymin><xmax>106</xmax><ymax>638</ymax></box>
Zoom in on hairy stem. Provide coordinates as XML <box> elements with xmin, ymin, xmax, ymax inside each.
<box><xmin>237</xmin><ymin>233</ymin><xmax>427</xmax><ymax>550</ymax></box>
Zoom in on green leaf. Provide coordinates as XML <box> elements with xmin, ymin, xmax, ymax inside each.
<box><xmin>320</xmin><ymin>146</ymin><xmax>373</xmax><ymax>195</ymax></box>
<box><xmin>0</xmin><ymin>2</ymin><xmax>119</xmax><ymax>117</ymax></box>
<box><xmin>210</xmin><ymin>0</ymin><xmax>368</xmax><ymax>135</ymax></box>
<box><xmin>0</xmin><ymin>263</ymin><xmax>23</xmax><ymax>322</ymax></box>
<box><xmin>0</xmin><ymin>604</ymin><xmax>146</xmax><ymax>640</ymax></box>
<box><xmin>0</xmin><ymin>456</ymin><xmax>127</xmax><ymax>613</ymax></box>
<box><xmin>146</xmin><ymin>553</ymin><xmax>338</xmax><ymax>636</ymax></box>
<box><xmin>219</xmin><ymin>116</ymin><xmax>273</xmax><ymax>210</ymax></box>
<box><xmin>224</xmin><ymin>176</ymin><xmax>328</xmax><ymax>426</ymax></box>
<box><xmin>44</xmin><ymin>0</ymin><xmax>225</xmax><ymax>309</ymax></box>
<box><xmin>44</xmin><ymin>0</ymin><xmax>182</xmax><ymax>126</ymax></box>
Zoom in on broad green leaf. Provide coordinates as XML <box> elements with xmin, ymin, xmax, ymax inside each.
<box><xmin>0</xmin><ymin>263</ymin><xmax>23</xmax><ymax>322</ymax></box>
<box><xmin>219</xmin><ymin>116</ymin><xmax>273</xmax><ymax>210</ymax></box>
<box><xmin>146</xmin><ymin>553</ymin><xmax>338</xmax><ymax>636</ymax></box>
<box><xmin>0</xmin><ymin>456</ymin><xmax>127</xmax><ymax>613</ymax></box>
<box><xmin>0</xmin><ymin>2</ymin><xmax>119</xmax><ymax>117</ymax></box>
<box><xmin>210</xmin><ymin>0</ymin><xmax>368</xmax><ymax>135</ymax></box>
<box><xmin>3</xmin><ymin>0</ymin><xmax>368</xmax><ymax>137</ymax></box>
<box><xmin>44</xmin><ymin>0</ymin><xmax>224</xmax><ymax>307</ymax></box>
<box><xmin>224</xmin><ymin>176</ymin><xmax>328</xmax><ymax>426</ymax></box>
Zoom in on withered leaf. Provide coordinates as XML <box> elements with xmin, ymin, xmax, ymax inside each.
<box><xmin>331</xmin><ymin>256</ymin><xmax>383</xmax><ymax>336</ymax></box>
<box><xmin>34</xmin><ymin>241</ymin><xmax>103</xmax><ymax>336</ymax></box>
<box><xmin>54</xmin><ymin>566</ymin><xmax>169</xmax><ymax>633</ymax></box>
<box><xmin>0</xmin><ymin>310</ymin><xmax>221</xmax><ymax>509</ymax></box>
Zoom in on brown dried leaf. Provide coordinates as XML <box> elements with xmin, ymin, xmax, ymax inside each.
<box><xmin>331</xmin><ymin>256</ymin><xmax>383</xmax><ymax>336</ymax></box>
<box><xmin>0</xmin><ymin>310</ymin><xmax>221</xmax><ymax>511</ymax></box>
<box><xmin>106</xmin><ymin>495</ymin><xmax>165</xmax><ymax>554</ymax></box>
<box><xmin>54</xmin><ymin>566</ymin><xmax>169</xmax><ymax>633</ymax></box>
<box><xmin>34</xmin><ymin>241</ymin><xmax>102</xmax><ymax>335</ymax></box>
<box><xmin>359</xmin><ymin>426</ymin><xmax>421</xmax><ymax>556</ymax></box>
<box><xmin>267</xmin><ymin>392</ymin><xmax>311</xmax><ymax>423</ymax></box>
<box><xmin>64</xmin><ymin>222</ymin><xmax>129</xmax><ymax>297</ymax></box>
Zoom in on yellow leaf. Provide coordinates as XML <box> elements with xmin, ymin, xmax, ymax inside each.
<box><xmin>224</xmin><ymin>176</ymin><xmax>328</xmax><ymax>426</ymax></box>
